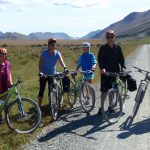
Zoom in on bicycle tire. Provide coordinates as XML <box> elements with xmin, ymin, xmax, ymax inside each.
<box><xmin>80</xmin><ymin>82</ymin><xmax>95</xmax><ymax>113</ymax></box>
<box><xmin>132</xmin><ymin>84</ymin><xmax>146</xmax><ymax>119</ymax></box>
<box><xmin>5</xmin><ymin>98</ymin><xmax>41</xmax><ymax>134</ymax></box>
<box><xmin>67</xmin><ymin>79</ymin><xmax>77</xmax><ymax>106</ymax></box>
<box><xmin>101</xmin><ymin>89</ymin><xmax>123</xmax><ymax>124</ymax></box>
<box><xmin>49</xmin><ymin>84</ymin><xmax>59</xmax><ymax>121</ymax></box>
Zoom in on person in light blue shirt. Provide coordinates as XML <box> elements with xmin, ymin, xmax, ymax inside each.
<box><xmin>76</xmin><ymin>42</ymin><xmax>97</xmax><ymax>83</ymax></box>
<box><xmin>38</xmin><ymin>38</ymin><xmax>68</xmax><ymax>107</ymax></box>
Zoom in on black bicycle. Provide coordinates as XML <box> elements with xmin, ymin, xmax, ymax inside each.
<box><xmin>131</xmin><ymin>66</ymin><xmax>150</xmax><ymax>120</ymax></box>
<box><xmin>39</xmin><ymin>72</ymin><xmax>76</xmax><ymax>121</ymax></box>
<box><xmin>101</xmin><ymin>71</ymin><xmax>130</xmax><ymax>124</ymax></box>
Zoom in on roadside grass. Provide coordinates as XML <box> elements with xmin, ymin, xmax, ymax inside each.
<box><xmin>0</xmin><ymin>37</ymin><xmax>149</xmax><ymax>150</ymax></box>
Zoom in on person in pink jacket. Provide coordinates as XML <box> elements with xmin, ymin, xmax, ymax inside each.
<box><xmin>0</xmin><ymin>47</ymin><xmax>12</xmax><ymax>124</ymax></box>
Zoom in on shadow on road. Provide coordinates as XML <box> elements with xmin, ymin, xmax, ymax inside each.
<box><xmin>38</xmin><ymin>107</ymin><xmax>112</xmax><ymax>142</ymax></box>
<box><xmin>117</xmin><ymin>116</ymin><xmax>150</xmax><ymax>139</ymax></box>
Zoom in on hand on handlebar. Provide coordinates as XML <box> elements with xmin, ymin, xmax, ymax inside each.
<box><xmin>121</xmin><ymin>68</ymin><xmax>126</xmax><ymax>72</ymax></box>
<box><xmin>64</xmin><ymin>67</ymin><xmax>69</xmax><ymax>74</ymax></box>
<box><xmin>92</xmin><ymin>66</ymin><xmax>96</xmax><ymax>72</ymax></box>
<box><xmin>101</xmin><ymin>69</ymin><xmax>106</xmax><ymax>75</ymax></box>
<box><xmin>38</xmin><ymin>72</ymin><xmax>43</xmax><ymax>77</ymax></box>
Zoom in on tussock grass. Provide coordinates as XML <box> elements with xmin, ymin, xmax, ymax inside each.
<box><xmin>0</xmin><ymin>37</ymin><xmax>149</xmax><ymax>150</ymax></box>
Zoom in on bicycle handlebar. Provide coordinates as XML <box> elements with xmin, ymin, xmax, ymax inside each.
<box><xmin>38</xmin><ymin>72</ymin><xmax>66</xmax><ymax>79</ymax></box>
<box><xmin>80</xmin><ymin>70</ymin><xmax>93</xmax><ymax>74</ymax></box>
<box><xmin>69</xmin><ymin>70</ymin><xmax>93</xmax><ymax>75</ymax></box>
<box><xmin>133</xmin><ymin>66</ymin><xmax>150</xmax><ymax>74</ymax></box>
<box><xmin>12</xmin><ymin>78</ymin><xmax>23</xmax><ymax>87</ymax></box>
<box><xmin>105</xmin><ymin>71</ymin><xmax>132</xmax><ymax>77</ymax></box>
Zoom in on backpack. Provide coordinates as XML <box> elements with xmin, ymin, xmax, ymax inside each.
<box><xmin>126</xmin><ymin>74</ymin><xmax>137</xmax><ymax>92</ymax></box>
<box><xmin>62</xmin><ymin>76</ymin><xmax>70</xmax><ymax>92</ymax></box>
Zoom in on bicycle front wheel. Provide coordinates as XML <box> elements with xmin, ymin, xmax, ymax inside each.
<box><xmin>67</xmin><ymin>79</ymin><xmax>77</xmax><ymax>106</ymax></box>
<box><xmin>80</xmin><ymin>82</ymin><xmax>95</xmax><ymax>113</ymax></box>
<box><xmin>101</xmin><ymin>89</ymin><xmax>123</xmax><ymax>124</ymax></box>
<box><xmin>49</xmin><ymin>85</ymin><xmax>59</xmax><ymax>121</ymax></box>
<box><xmin>132</xmin><ymin>84</ymin><xmax>146</xmax><ymax>119</ymax></box>
<box><xmin>5</xmin><ymin>98</ymin><xmax>41</xmax><ymax>134</ymax></box>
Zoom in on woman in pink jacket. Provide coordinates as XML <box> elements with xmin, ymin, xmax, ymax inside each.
<box><xmin>0</xmin><ymin>47</ymin><xmax>12</xmax><ymax>124</ymax></box>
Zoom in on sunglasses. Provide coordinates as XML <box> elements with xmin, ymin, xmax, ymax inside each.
<box><xmin>106</xmin><ymin>36</ymin><xmax>114</xmax><ymax>39</ymax></box>
<box><xmin>48</xmin><ymin>42</ymin><xmax>57</xmax><ymax>46</ymax></box>
<box><xmin>0</xmin><ymin>53</ymin><xmax>6</xmax><ymax>56</ymax></box>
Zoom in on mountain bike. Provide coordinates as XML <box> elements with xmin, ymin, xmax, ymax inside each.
<box><xmin>70</xmin><ymin>70</ymin><xmax>96</xmax><ymax>113</ymax></box>
<box><xmin>0</xmin><ymin>79</ymin><xmax>41</xmax><ymax>133</ymax></box>
<box><xmin>39</xmin><ymin>72</ymin><xmax>76</xmax><ymax>121</ymax></box>
<box><xmin>131</xmin><ymin>66</ymin><xmax>150</xmax><ymax>120</ymax></box>
<box><xmin>101</xmin><ymin>71</ymin><xmax>130</xmax><ymax>124</ymax></box>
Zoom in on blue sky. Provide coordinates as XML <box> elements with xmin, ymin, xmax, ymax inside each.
<box><xmin>0</xmin><ymin>0</ymin><xmax>149</xmax><ymax>37</ymax></box>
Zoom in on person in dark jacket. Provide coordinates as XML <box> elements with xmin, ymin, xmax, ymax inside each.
<box><xmin>97</xmin><ymin>30</ymin><xmax>126</xmax><ymax>115</ymax></box>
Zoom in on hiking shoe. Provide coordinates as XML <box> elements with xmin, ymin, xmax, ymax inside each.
<box><xmin>97</xmin><ymin>108</ymin><xmax>102</xmax><ymax>116</ymax></box>
<box><xmin>108</xmin><ymin>107</ymin><xmax>115</xmax><ymax>113</ymax></box>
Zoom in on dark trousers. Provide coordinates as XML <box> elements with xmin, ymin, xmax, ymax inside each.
<box><xmin>38</xmin><ymin>77</ymin><xmax>53</xmax><ymax>97</ymax></box>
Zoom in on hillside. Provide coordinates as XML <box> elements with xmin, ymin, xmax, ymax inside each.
<box><xmin>28</xmin><ymin>32</ymin><xmax>73</xmax><ymax>40</ymax></box>
<box><xmin>92</xmin><ymin>9</ymin><xmax>150</xmax><ymax>38</ymax></box>
<box><xmin>0</xmin><ymin>32</ymin><xmax>73</xmax><ymax>40</ymax></box>
<box><xmin>81</xmin><ymin>30</ymin><xmax>101</xmax><ymax>39</ymax></box>
<box><xmin>0</xmin><ymin>32</ymin><xmax>30</xmax><ymax>40</ymax></box>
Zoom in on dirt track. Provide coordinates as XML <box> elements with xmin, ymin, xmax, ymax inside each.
<box><xmin>23</xmin><ymin>44</ymin><xmax>150</xmax><ymax>150</ymax></box>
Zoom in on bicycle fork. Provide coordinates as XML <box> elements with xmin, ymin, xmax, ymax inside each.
<box><xmin>16</xmin><ymin>91</ymin><xmax>26</xmax><ymax>117</ymax></box>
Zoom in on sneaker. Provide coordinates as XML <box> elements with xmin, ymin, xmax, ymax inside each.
<box><xmin>97</xmin><ymin>108</ymin><xmax>102</xmax><ymax>116</ymax></box>
<box><xmin>108</xmin><ymin>107</ymin><xmax>115</xmax><ymax>113</ymax></box>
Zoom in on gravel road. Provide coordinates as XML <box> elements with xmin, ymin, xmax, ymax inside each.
<box><xmin>23</xmin><ymin>44</ymin><xmax>150</xmax><ymax>150</ymax></box>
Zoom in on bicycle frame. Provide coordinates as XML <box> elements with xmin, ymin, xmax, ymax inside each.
<box><xmin>115</xmin><ymin>76</ymin><xmax>127</xmax><ymax>99</ymax></box>
<box><xmin>39</xmin><ymin>72</ymin><xmax>66</xmax><ymax>120</ymax></box>
<box><xmin>134</xmin><ymin>67</ymin><xmax>150</xmax><ymax>101</ymax></box>
<box><xmin>70</xmin><ymin>70</ymin><xmax>93</xmax><ymax>93</ymax></box>
<box><xmin>0</xmin><ymin>80</ymin><xmax>26</xmax><ymax>117</ymax></box>
<box><xmin>72</xmin><ymin>70</ymin><xmax>95</xmax><ymax>112</ymax></box>
<box><xmin>109</xmin><ymin>73</ymin><xmax>128</xmax><ymax>101</ymax></box>
<box><xmin>0</xmin><ymin>86</ymin><xmax>16</xmax><ymax>113</ymax></box>
<box><xmin>131</xmin><ymin>66</ymin><xmax>150</xmax><ymax>120</ymax></box>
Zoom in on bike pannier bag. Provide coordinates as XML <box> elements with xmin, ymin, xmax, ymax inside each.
<box><xmin>62</xmin><ymin>76</ymin><xmax>70</xmax><ymax>92</ymax></box>
<box><xmin>127</xmin><ymin>75</ymin><xmax>137</xmax><ymax>92</ymax></box>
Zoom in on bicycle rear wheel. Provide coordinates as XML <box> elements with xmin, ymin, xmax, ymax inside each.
<box><xmin>49</xmin><ymin>85</ymin><xmax>59</xmax><ymax>121</ymax></box>
<box><xmin>132</xmin><ymin>84</ymin><xmax>146</xmax><ymax>119</ymax></box>
<box><xmin>80</xmin><ymin>82</ymin><xmax>95</xmax><ymax>113</ymax></box>
<box><xmin>5</xmin><ymin>98</ymin><xmax>41</xmax><ymax>134</ymax></box>
<box><xmin>101</xmin><ymin>89</ymin><xmax>123</xmax><ymax>124</ymax></box>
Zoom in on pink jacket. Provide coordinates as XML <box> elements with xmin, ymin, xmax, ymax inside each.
<box><xmin>0</xmin><ymin>60</ymin><xmax>11</xmax><ymax>94</ymax></box>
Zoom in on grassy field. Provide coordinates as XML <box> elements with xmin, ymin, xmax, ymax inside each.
<box><xmin>0</xmin><ymin>37</ymin><xmax>149</xmax><ymax>150</ymax></box>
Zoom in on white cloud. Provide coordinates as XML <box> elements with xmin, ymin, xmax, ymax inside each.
<box><xmin>54</xmin><ymin>0</ymin><xmax>108</xmax><ymax>8</ymax></box>
<box><xmin>0</xmin><ymin>0</ymin><xmax>109</xmax><ymax>12</ymax></box>
<box><xmin>0</xmin><ymin>5</ymin><xmax>6</xmax><ymax>11</ymax></box>
<box><xmin>0</xmin><ymin>0</ymin><xmax>52</xmax><ymax>12</ymax></box>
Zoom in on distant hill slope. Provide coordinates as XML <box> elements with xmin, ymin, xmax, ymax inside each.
<box><xmin>28</xmin><ymin>32</ymin><xmax>73</xmax><ymax>40</ymax></box>
<box><xmin>81</xmin><ymin>30</ymin><xmax>101</xmax><ymax>39</ymax></box>
<box><xmin>0</xmin><ymin>32</ymin><xmax>30</xmax><ymax>40</ymax></box>
<box><xmin>92</xmin><ymin>9</ymin><xmax>150</xmax><ymax>38</ymax></box>
<box><xmin>0</xmin><ymin>32</ymin><xmax>73</xmax><ymax>40</ymax></box>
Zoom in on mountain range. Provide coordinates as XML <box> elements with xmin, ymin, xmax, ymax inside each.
<box><xmin>90</xmin><ymin>9</ymin><xmax>150</xmax><ymax>39</ymax></box>
<box><xmin>0</xmin><ymin>9</ymin><xmax>149</xmax><ymax>40</ymax></box>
